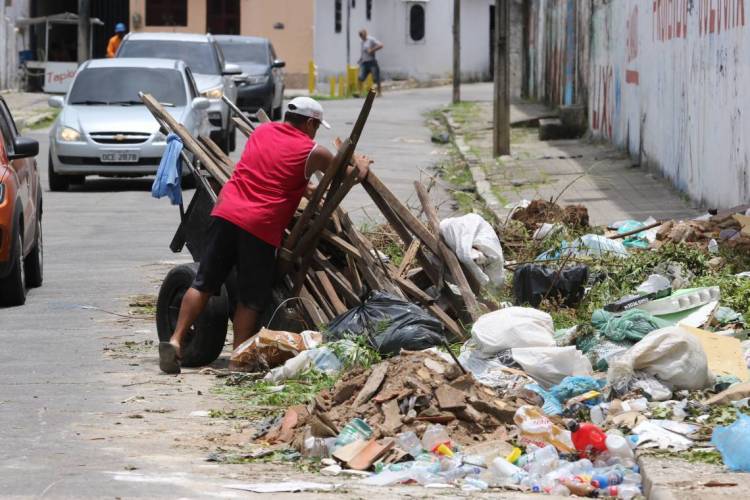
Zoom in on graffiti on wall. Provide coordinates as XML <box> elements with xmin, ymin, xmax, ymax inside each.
<box><xmin>653</xmin><ymin>0</ymin><xmax>689</xmax><ymax>41</ymax></box>
<box><xmin>591</xmin><ymin>65</ymin><xmax>614</xmax><ymax>139</ymax></box>
<box><xmin>698</xmin><ymin>0</ymin><xmax>746</xmax><ymax>36</ymax></box>
<box><xmin>626</xmin><ymin>6</ymin><xmax>639</xmax><ymax>85</ymax></box>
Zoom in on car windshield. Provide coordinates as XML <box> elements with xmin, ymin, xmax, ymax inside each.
<box><xmin>68</xmin><ymin>68</ymin><xmax>187</xmax><ymax>106</ymax></box>
<box><xmin>118</xmin><ymin>40</ymin><xmax>220</xmax><ymax>75</ymax></box>
<box><xmin>218</xmin><ymin>42</ymin><xmax>268</xmax><ymax>64</ymax></box>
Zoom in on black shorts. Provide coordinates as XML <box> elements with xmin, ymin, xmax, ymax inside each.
<box><xmin>193</xmin><ymin>216</ymin><xmax>276</xmax><ymax>311</ymax></box>
<box><xmin>359</xmin><ymin>60</ymin><xmax>380</xmax><ymax>84</ymax></box>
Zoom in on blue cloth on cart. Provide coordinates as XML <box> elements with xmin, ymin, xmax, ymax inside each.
<box><xmin>151</xmin><ymin>133</ymin><xmax>183</xmax><ymax>205</ymax></box>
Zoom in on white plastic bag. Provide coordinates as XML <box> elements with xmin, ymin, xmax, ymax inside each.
<box><xmin>607</xmin><ymin>326</ymin><xmax>713</xmax><ymax>392</ymax></box>
<box><xmin>264</xmin><ymin>347</ymin><xmax>342</xmax><ymax>383</ymax></box>
<box><xmin>511</xmin><ymin>346</ymin><xmax>593</xmax><ymax>388</ymax></box>
<box><xmin>471</xmin><ymin>307</ymin><xmax>555</xmax><ymax>355</ymax></box>
<box><xmin>440</xmin><ymin>213</ymin><xmax>505</xmax><ymax>288</ymax></box>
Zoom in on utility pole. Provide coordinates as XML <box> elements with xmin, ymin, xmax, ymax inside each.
<box><xmin>77</xmin><ymin>0</ymin><xmax>91</xmax><ymax>64</ymax></box>
<box><xmin>493</xmin><ymin>0</ymin><xmax>510</xmax><ymax>156</ymax></box>
<box><xmin>452</xmin><ymin>0</ymin><xmax>460</xmax><ymax>104</ymax></box>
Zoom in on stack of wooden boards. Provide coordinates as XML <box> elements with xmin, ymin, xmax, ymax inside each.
<box><xmin>140</xmin><ymin>91</ymin><xmax>486</xmax><ymax>341</ymax></box>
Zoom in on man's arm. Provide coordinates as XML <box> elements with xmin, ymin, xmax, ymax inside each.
<box><xmin>369</xmin><ymin>39</ymin><xmax>384</xmax><ymax>54</ymax></box>
<box><xmin>305</xmin><ymin>144</ymin><xmax>371</xmax><ymax>185</ymax></box>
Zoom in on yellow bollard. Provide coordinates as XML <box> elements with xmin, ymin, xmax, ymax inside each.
<box><xmin>308</xmin><ymin>60</ymin><xmax>316</xmax><ymax>95</ymax></box>
<box><xmin>347</xmin><ymin>65</ymin><xmax>358</xmax><ymax>95</ymax></box>
<box><xmin>364</xmin><ymin>73</ymin><xmax>374</xmax><ymax>94</ymax></box>
<box><xmin>338</xmin><ymin>75</ymin><xmax>345</xmax><ymax>97</ymax></box>
<box><xmin>329</xmin><ymin>76</ymin><xmax>336</xmax><ymax>97</ymax></box>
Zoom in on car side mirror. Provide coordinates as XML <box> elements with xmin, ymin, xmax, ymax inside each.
<box><xmin>9</xmin><ymin>137</ymin><xmax>39</xmax><ymax>160</ymax></box>
<box><xmin>191</xmin><ymin>97</ymin><xmax>210</xmax><ymax>110</ymax></box>
<box><xmin>48</xmin><ymin>96</ymin><xmax>64</xmax><ymax>108</ymax></box>
<box><xmin>272</xmin><ymin>59</ymin><xmax>286</xmax><ymax>69</ymax></box>
<box><xmin>223</xmin><ymin>63</ymin><xmax>242</xmax><ymax>76</ymax></box>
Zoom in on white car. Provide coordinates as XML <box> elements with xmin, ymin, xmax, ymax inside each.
<box><xmin>48</xmin><ymin>58</ymin><xmax>210</xmax><ymax>191</ymax></box>
<box><xmin>116</xmin><ymin>32</ymin><xmax>241</xmax><ymax>152</ymax></box>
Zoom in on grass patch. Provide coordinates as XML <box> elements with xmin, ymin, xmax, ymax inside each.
<box><xmin>129</xmin><ymin>294</ymin><xmax>157</xmax><ymax>317</ymax></box>
<box><xmin>215</xmin><ymin>369</ymin><xmax>337</xmax><ymax>407</ymax></box>
<box><xmin>27</xmin><ymin>109</ymin><xmax>60</xmax><ymax>130</ymax></box>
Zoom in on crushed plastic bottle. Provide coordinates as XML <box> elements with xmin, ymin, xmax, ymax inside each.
<box><xmin>397</xmin><ymin>431</ymin><xmax>423</xmax><ymax>458</ymax></box>
<box><xmin>605</xmin><ymin>434</ymin><xmax>636</xmax><ymax>467</ymax></box>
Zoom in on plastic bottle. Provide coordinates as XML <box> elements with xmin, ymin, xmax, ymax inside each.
<box><xmin>335</xmin><ymin>418</ymin><xmax>372</xmax><ymax>447</ymax></box>
<box><xmin>550</xmin><ymin>484</ymin><xmax>571</xmax><ymax>496</ymax></box>
<box><xmin>440</xmin><ymin>464</ymin><xmax>483</xmax><ymax>482</ymax></box>
<box><xmin>516</xmin><ymin>444</ymin><xmax>559</xmax><ymax>469</ymax></box>
<box><xmin>605</xmin><ymin>434</ymin><xmax>636</xmax><ymax>467</ymax></box>
<box><xmin>592</xmin><ymin>470</ymin><xmax>624</xmax><ymax>488</ymax></box>
<box><xmin>462</xmin><ymin>477</ymin><xmax>489</xmax><ymax>491</ymax></box>
<box><xmin>567</xmin><ymin>420</ymin><xmax>608</xmax><ymax>457</ymax></box>
<box><xmin>421</xmin><ymin>424</ymin><xmax>453</xmax><ymax>457</ymax></box>
<box><xmin>490</xmin><ymin>457</ymin><xmax>526</xmax><ymax>484</ymax></box>
<box><xmin>604</xmin><ymin>483</ymin><xmax>642</xmax><ymax>500</ymax></box>
<box><xmin>397</xmin><ymin>431</ymin><xmax>423</xmax><ymax>458</ymax></box>
<box><xmin>561</xmin><ymin>479</ymin><xmax>597</xmax><ymax>497</ymax></box>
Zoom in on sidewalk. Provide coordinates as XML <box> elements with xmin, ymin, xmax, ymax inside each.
<box><xmin>446</xmin><ymin>100</ymin><xmax>699</xmax><ymax>226</ymax></box>
<box><xmin>1</xmin><ymin>90</ymin><xmax>56</xmax><ymax>129</ymax></box>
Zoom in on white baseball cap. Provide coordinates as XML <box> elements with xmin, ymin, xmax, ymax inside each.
<box><xmin>286</xmin><ymin>96</ymin><xmax>331</xmax><ymax>129</ymax></box>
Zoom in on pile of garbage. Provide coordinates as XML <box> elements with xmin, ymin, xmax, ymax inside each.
<box><xmin>217</xmin><ymin>199</ymin><xmax>750</xmax><ymax>497</ymax></box>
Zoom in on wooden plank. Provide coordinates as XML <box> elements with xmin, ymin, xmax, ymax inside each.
<box><xmin>233</xmin><ymin>116</ymin><xmax>254</xmax><ymax>137</ymax></box>
<box><xmin>305</xmin><ymin>274</ymin><xmax>335</xmax><ymax>320</ymax></box>
<box><xmin>363</xmin><ymin>172</ymin><xmax>440</xmax><ymax>255</ymax></box>
<box><xmin>397</xmin><ymin>240</ymin><xmax>421</xmax><ymax>277</ymax></box>
<box><xmin>222</xmin><ymin>94</ymin><xmax>256</xmax><ymax>130</ymax></box>
<box><xmin>198</xmin><ymin>135</ymin><xmax>234</xmax><ymax>176</ymax></box>
<box><xmin>346</xmin><ymin>253</ymin><xmax>364</xmax><ymax>297</ymax></box>
<box><xmin>256</xmin><ymin>108</ymin><xmax>271</xmax><ymax>123</ymax></box>
<box><xmin>414</xmin><ymin>182</ymin><xmax>481</xmax><ymax>322</ymax></box>
<box><xmin>321</xmin><ymin>229</ymin><xmax>363</xmax><ymax>259</ymax></box>
<box><xmin>140</xmin><ymin>93</ymin><xmax>229</xmax><ymax>185</ymax></box>
<box><xmin>315</xmin><ymin>271</ymin><xmax>348</xmax><ymax>315</ymax></box>
<box><xmin>299</xmin><ymin>286</ymin><xmax>328</xmax><ymax>327</ymax></box>
<box><xmin>313</xmin><ymin>252</ymin><xmax>361</xmax><ymax>306</ymax></box>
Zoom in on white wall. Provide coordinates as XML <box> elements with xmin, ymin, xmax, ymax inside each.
<box><xmin>589</xmin><ymin>0</ymin><xmax>750</xmax><ymax>208</ymax></box>
<box><xmin>315</xmin><ymin>0</ymin><xmax>494</xmax><ymax>82</ymax></box>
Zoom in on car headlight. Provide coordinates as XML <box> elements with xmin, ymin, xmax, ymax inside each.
<box><xmin>245</xmin><ymin>75</ymin><xmax>269</xmax><ymax>85</ymax></box>
<box><xmin>58</xmin><ymin>126</ymin><xmax>81</xmax><ymax>142</ymax></box>
<box><xmin>202</xmin><ymin>86</ymin><xmax>223</xmax><ymax>99</ymax></box>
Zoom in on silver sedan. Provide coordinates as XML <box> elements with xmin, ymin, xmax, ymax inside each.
<box><xmin>48</xmin><ymin>58</ymin><xmax>210</xmax><ymax>191</ymax></box>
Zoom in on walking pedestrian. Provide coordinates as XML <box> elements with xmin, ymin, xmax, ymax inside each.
<box><xmin>106</xmin><ymin>22</ymin><xmax>127</xmax><ymax>58</ymax></box>
<box><xmin>158</xmin><ymin>97</ymin><xmax>371</xmax><ymax>374</ymax></box>
<box><xmin>358</xmin><ymin>29</ymin><xmax>383</xmax><ymax>96</ymax></box>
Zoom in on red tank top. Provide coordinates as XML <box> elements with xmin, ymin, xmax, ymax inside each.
<box><xmin>212</xmin><ymin>122</ymin><xmax>315</xmax><ymax>247</ymax></box>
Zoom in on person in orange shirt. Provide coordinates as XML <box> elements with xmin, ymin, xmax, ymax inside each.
<box><xmin>106</xmin><ymin>23</ymin><xmax>127</xmax><ymax>58</ymax></box>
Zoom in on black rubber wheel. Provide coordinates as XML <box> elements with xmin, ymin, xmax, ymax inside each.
<box><xmin>228</xmin><ymin>124</ymin><xmax>236</xmax><ymax>152</ymax></box>
<box><xmin>272</xmin><ymin>105</ymin><xmax>282</xmax><ymax>121</ymax></box>
<box><xmin>24</xmin><ymin>214</ymin><xmax>43</xmax><ymax>288</ymax></box>
<box><xmin>155</xmin><ymin>262</ymin><xmax>229</xmax><ymax>367</ymax></box>
<box><xmin>48</xmin><ymin>153</ymin><xmax>69</xmax><ymax>192</ymax></box>
<box><xmin>0</xmin><ymin>225</ymin><xmax>26</xmax><ymax>306</ymax></box>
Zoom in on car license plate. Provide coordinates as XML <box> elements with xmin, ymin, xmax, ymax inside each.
<box><xmin>100</xmin><ymin>151</ymin><xmax>139</xmax><ymax>163</ymax></box>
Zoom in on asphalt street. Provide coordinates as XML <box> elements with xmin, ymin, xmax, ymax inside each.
<box><xmin>0</xmin><ymin>84</ymin><xmax>492</xmax><ymax>497</ymax></box>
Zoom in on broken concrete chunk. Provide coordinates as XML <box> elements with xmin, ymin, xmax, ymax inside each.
<box><xmin>333</xmin><ymin>439</ymin><xmax>369</xmax><ymax>463</ymax></box>
<box><xmin>381</xmin><ymin>399</ymin><xmax>403</xmax><ymax>434</ymax></box>
<box><xmin>353</xmin><ymin>362</ymin><xmax>389</xmax><ymax>407</ymax></box>
<box><xmin>424</xmin><ymin>358</ymin><xmax>446</xmax><ymax>374</ymax></box>
<box><xmin>435</xmin><ymin>384</ymin><xmax>467</xmax><ymax>411</ymax></box>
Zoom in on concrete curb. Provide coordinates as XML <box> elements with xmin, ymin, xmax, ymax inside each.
<box><xmin>637</xmin><ymin>455</ymin><xmax>679</xmax><ymax>500</ymax></box>
<box><xmin>18</xmin><ymin>110</ymin><xmax>56</xmax><ymax>130</ymax></box>
<box><xmin>440</xmin><ymin>111</ymin><xmax>506</xmax><ymax>225</ymax></box>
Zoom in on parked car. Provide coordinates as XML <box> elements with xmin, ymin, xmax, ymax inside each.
<box><xmin>116</xmin><ymin>32</ymin><xmax>241</xmax><ymax>152</ymax></box>
<box><xmin>0</xmin><ymin>96</ymin><xmax>41</xmax><ymax>306</ymax></box>
<box><xmin>48</xmin><ymin>58</ymin><xmax>211</xmax><ymax>191</ymax></box>
<box><xmin>215</xmin><ymin>35</ymin><xmax>285</xmax><ymax>119</ymax></box>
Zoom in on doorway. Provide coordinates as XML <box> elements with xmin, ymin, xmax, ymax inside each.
<box><xmin>207</xmin><ymin>0</ymin><xmax>240</xmax><ymax>35</ymax></box>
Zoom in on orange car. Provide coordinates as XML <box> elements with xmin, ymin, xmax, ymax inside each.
<box><xmin>0</xmin><ymin>96</ymin><xmax>41</xmax><ymax>306</ymax></box>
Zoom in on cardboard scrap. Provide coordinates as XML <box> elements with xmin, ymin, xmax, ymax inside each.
<box><xmin>230</xmin><ymin>328</ymin><xmax>320</xmax><ymax>371</ymax></box>
<box><xmin>347</xmin><ymin>438</ymin><xmax>395</xmax><ymax>470</ymax></box>
<box><xmin>332</xmin><ymin>439</ymin><xmax>369</xmax><ymax>463</ymax></box>
<box><xmin>682</xmin><ymin>325</ymin><xmax>749</xmax><ymax>382</ymax></box>
<box><xmin>705</xmin><ymin>382</ymin><xmax>750</xmax><ymax>405</ymax></box>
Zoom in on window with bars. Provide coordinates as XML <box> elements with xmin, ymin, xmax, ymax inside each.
<box><xmin>335</xmin><ymin>0</ymin><xmax>342</xmax><ymax>33</ymax></box>
<box><xmin>146</xmin><ymin>0</ymin><xmax>187</xmax><ymax>26</ymax></box>
<box><xmin>366</xmin><ymin>0</ymin><xmax>372</xmax><ymax>20</ymax></box>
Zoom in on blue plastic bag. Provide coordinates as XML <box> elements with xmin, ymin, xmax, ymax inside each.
<box><xmin>712</xmin><ymin>414</ymin><xmax>750</xmax><ymax>471</ymax></box>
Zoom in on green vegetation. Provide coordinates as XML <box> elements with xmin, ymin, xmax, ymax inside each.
<box><xmin>214</xmin><ymin>369</ymin><xmax>337</xmax><ymax>407</ymax></box>
<box><xmin>27</xmin><ymin>109</ymin><xmax>60</xmax><ymax>130</ymax></box>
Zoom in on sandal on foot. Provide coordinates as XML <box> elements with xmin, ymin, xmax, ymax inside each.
<box><xmin>159</xmin><ymin>342</ymin><xmax>181</xmax><ymax>374</ymax></box>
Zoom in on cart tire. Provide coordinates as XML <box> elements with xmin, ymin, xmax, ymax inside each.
<box><xmin>156</xmin><ymin>262</ymin><xmax>229</xmax><ymax>367</ymax></box>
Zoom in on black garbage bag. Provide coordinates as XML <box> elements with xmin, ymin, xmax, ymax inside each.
<box><xmin>513</xmin><ymin>264</ymin><xmax>589</xmax><ymax>307</ymax></box>
<box><xmin>325</xmin><ymin>291</ymin><xmax>446</xmax><ymax>356</ymax></box>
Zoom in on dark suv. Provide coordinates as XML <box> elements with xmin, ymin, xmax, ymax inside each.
<box><xmin>215</xmin><ymin>35</ymin><xmax>285</xmax><ymax>119</ymax></box>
